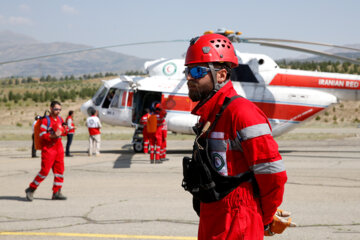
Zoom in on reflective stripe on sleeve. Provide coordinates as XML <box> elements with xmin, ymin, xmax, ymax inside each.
<box><xmin>40</xmin><ymin>124</ymin><xmax>47</xmax><ymax>130</ymax></box>
<box><xmin>251</xmin><ymin>160</ymin><xmax>285</xmax><ymax>174</ymax></box>
<box><xmin>238</xmin><ymin>123</ymin><xmax>272</xmax><ymax>142</ymax></box>
<box><xmin>39</xmin><ymin>131</ymin><xmax>47</xmax><ymax>136</ymax></box>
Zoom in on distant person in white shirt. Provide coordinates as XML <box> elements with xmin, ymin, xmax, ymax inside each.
<box><xmin>86</xmin><ymin>108</ymin><xmax>102</xmax><ymax>156</ymax></box>
<box><xmin>32</xmin><ymin>115</ymin><xmax>41</xmax><ymax>158</ymax></box>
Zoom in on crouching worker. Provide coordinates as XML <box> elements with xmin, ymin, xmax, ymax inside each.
<box><xmin>25</xmin><ymin>100</ymin><xmax>67</xmax><ymax>201</ymax></box>
<box><xmin>181</xmin><ymin>33</ymin><xmax>294</xmax><ymax>239</ymax></box>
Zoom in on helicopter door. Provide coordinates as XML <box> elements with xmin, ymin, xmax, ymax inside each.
<box><xmin>98</xmin><ymin>88</ymin><xmax>117</xmax><ymax>124</ymax></box>
<box><xmin>104</xmin><ymin>89</ymin><xmax>133</xmax><ymax>126</ymax></box>
<box><xmin>102</xmin><ymin>88</ymin><xmax>116</xmax><ymax>109</ymax></box>
<box><xmin>132</xmin><ymin>90</ymin><xmax>162</xmax><ymax>124</ymax></box>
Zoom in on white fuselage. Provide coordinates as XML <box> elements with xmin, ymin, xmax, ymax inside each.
<box><xmin>81</xmin><ymin>54</ymin><xmax>359</xmax><ymax>137</ymax></box>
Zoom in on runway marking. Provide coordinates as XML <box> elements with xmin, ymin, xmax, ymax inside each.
<box><xmin>0</xmin><ymin>232</ymin><xmax>196</xmax><ymax>239</ymax></box>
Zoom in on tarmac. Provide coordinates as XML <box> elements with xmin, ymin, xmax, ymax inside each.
<box><xmin>0</xmin><ymin>131</ymin><xmax>360</xmax><ymax>240</ymax></box>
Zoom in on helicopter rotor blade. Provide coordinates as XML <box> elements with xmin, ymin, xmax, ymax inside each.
<box><xmin>242</xmin><ymin>38</ymin><xmax>360</xmax><ymax>52</ymax></box>
<box><xmin>242</xmin><ymin>39</ymin><xmax>360</xmax><ymax>65</ymax></box>
<box><xmin>1</xmin><ymin>34</ymin><xmax>360</xmax><ymax>66</ymax></box>
<box><xmin>0</xmin><ymin>39</ymin><xmax>188</xmax><ymax>65</ymax></box>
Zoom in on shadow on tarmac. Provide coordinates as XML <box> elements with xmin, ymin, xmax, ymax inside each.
<box><xmin>0</xmin><ymin>196</ymin><xmax>29</xmax><ymax>202</ymax></box>
<box><xmin>113</xmin><ymin>153</ymin><xmax>134</xmax><ymax>168</ymax></box>
<box><xmin>71</xmin><ymin>146</ymin><xmax>192</xmax><ymax>169</ymax></box>
<box><xmin>0</xmin><ymin>196</ymin><xmax>55</xmax><ymax>201</ymax></box>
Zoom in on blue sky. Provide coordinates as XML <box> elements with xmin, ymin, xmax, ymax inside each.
<box><xmin>0</xmin><ymin>0</ymin><xmax>360</xmax><ymax>60</ymax></box>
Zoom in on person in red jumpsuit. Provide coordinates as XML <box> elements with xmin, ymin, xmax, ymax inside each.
<box><xmin>184</xmin><ymin>33</ymin><xmax>289</xmax><ymax>239</ymax></box>
<box><xmin>148</xmin><ymin>102</ymin><xmax>163</xmax><ymax>163</ymax></box>
<box><xmin>140</xmin><ymin>108</ymin><xmax>150</xmax><ymax>154</ymax></box>
<box><xmin>154</xmin><ymin>103</ymin><xmax>168</xmax><ymax>161</ymax></box>
<box><xmin>25</xmin><ymin>100</ymin><xmax>67</xmax><ymax>201</ymax></box>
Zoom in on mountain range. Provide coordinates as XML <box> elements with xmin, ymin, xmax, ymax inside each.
<box><xmin>0</xmin><ymin>31</ymin><xmax>148</xmax><ymax>78</ymax></box>
<box><xmin>0</xmin><ymin>31</ymin><xmax>359</xmax><ymax>78</ymax></box>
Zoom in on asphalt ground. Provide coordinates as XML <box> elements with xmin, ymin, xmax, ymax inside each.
<box><xmin>1</xmin><ymin>132</ymin><xmax>360</xmax><ymax>240</ymax></box>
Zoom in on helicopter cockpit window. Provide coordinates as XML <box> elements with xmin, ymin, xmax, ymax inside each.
<box><xmin>93</xmin><ymin>86</ymin><xmax>108</xmax><ymax>106</ymax></box>
<box><xmin>110</xmin><ymin>89</ymin><xmax>123</xmax><ymax>108</ymax></box>
<box><xmin>102</xmin><ymin>88</ymin><xmax>116</xmax><ymax>109</ymax></box>
<box><xmin>230</xmin><ymin>64</ymin><xmax>259</xmax><ymax>83</ymax></box>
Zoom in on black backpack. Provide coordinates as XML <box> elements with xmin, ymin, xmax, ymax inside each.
<box><xmin>182</xmin><ymin>96</ymin><xmax>256</xmax><ymax>205</ymax></box>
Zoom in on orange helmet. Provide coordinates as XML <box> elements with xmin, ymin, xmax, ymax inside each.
<box><xmin>185</xmin><ymin>33</ymin><xmax>238</xmax><ymax>68</ymax></box>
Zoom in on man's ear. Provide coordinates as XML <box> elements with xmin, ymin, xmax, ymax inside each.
<box><xmin>216</xmin><ymin>68</ymin><xmax>228</xmax><ymax>83</ymax></box>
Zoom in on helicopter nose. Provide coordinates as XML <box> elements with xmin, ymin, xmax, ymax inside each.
<box><xmin>80</xmin><ymin>99</ymin><xmax>94</xmax><ymax>116</ymax></box>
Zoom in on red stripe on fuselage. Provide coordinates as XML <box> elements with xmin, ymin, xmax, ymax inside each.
<box><xmin>160</xmin><ymin>94</ymin><xmax>324</xmax><ymax>122</ymax></box>
<box><xmin>253</xmin><ymin>102</ymin><xmax>324</xmax><ymax>122</ymax></box>
<box><xmin>161</xmin><ymin>94</ymin><xmax>198</xmax><ymax>112</ymax></box>
<box><xmin>270</xmin><ymin>73</ymin><xmax>360</xmax><ymax>90</ymax></box>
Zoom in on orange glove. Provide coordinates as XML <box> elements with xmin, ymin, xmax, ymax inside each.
<box><xmin>264</xmin><ymin>209</ymin><xmax>297</xmax><ymax>236</ymax></box>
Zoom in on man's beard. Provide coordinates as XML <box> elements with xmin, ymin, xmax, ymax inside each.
<box><xmin>188</xmin><ymin>82</ymin><xmax>210</xmax><ymax>102</ymax></box>
<box><xmin>188</xmin><ymin>87</ymin><xmax>202</xmax><ymax>102</ymax></box>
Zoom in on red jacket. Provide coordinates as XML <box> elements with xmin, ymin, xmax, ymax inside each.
<box><xmin>140</xmin><ymin>113</ymin><xmax>150</xmax><ymax>127</ymax></box>
<box><xmin>86</xmin><ymin>115</ymin><xmax>101</xmax><ymax>136</ymax></box>
<box><xmin>155</xmin><ymin>109</ymin><xmax>167</xmax><ymax>130</ymax></box>
<box><xmin>39</xmin><ymin>116</ymin><xmax>64</xmax><ymax>148</ymax></box>
<box><xmin>66</xmin><ymin>116</ymin><xmax>75</xmax><ymax>134</ymax></box>
<box><xmin>192</xmin><ymin>81</ymin><xmax>287</xmax><ymax>225</ymax></box>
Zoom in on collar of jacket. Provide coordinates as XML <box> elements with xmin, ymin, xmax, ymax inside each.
<box><xmin>191</xmin><ymin>81</ymin><xmax>238</xmax><ymax>124</ymax></box>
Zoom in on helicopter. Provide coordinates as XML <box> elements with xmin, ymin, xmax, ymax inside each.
<box><xmin>78</xmin><ymin>30</ymin><xmax>360</xmax><ymax>152</ymax></box>
<box><xmin>1</xmin><ymin>29</ymin><xmax>359</xmax><ymax>152</ymax></box>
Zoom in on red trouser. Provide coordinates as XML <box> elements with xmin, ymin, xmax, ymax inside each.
<box><xmin>198</xmin><ymin>182</ymin><xmax>264</xmax><ymax>240</ymax></box>
<box><xmin>149</xmin><ymin>130</ymin><xmax>162</xmax><ymax>161</ymax></box>
<box><xmin>143</xmin><ymin>130</ymin><xmax>149</xmax><ymax>154</ymax></box>
<box><xmin>29</xmin><ymin>141</ymin><xmax>64</xmax><ymax>194</ymax></box>
<box><xmin>160</xmin><ymin>129</ymin><xmax>167</xmax><ymax>159</ymax></box>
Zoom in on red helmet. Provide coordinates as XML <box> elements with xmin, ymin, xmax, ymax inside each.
<box><xmin>155</xmin><ymin>103</ymin><xmax>161</xmax><ymax>109</ymax></box>
<box><xmin>185</xmin><ymin>33</ymin><xmax>238</xmax><ymax>68</ymax></box>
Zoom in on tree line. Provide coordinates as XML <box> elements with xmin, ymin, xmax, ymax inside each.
<box><xmin>277</xmin><ymin>60</ymin><xmax>360</xmax><ymax>74</ymax></box>
<box><xmin>3</xmin><ymin>87</ymin><xmax>97</xmax><ymax>104</ymax></box>
<box><xmin>0</xmin><ymin>70</ymin><xmax>146</xmax><ymax>86</ymax></box>
<box><xmin>0</xmin><ymin>72</ymin><xmax>119</xmax><ymax>86</ymax></box>
<box><xmin>0</xmin><ymin>70</ymin><xmax>149</xmax><ymax>105</ymax></box>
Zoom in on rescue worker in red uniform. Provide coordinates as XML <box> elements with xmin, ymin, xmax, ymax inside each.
<box><xmin>148</xmin><ymin>102</ymin><xmax>163</xmax><ymax>163</ymax></box>
<box><xmin>154</xmin><ymin>103</ymin><xmax>168</xmax><ymax>161</ymax></box>
<box><xmin>65</xmin><ymin>110</ymin><xmax>75</xmax><ymax>157</ymax></box>
<box><xmin>140</xmin><ymin>108</ymin><xmax>151</xmax><ymax>154</ymax></box>
<box><xmin>160</xmin><ymin>120</ymin><xmax>167</xmax><ymax>160</ymax></box>
<box><xmin>183</xmin><ymin>33</ymin><xmax>292</xmax><ymax>239</ymax></box>
<box><xmin>25</xmin><ymin>100</ymin><xmax>67</xmax><ymax>201</ymax></box>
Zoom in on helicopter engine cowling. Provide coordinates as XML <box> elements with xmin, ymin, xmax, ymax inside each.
<box><xmin>145</xmin><ymin>58</ymin><xmax>186</xmax><ymax>79</ymax></box>
<box><xmin>167</xmin><ymin>114</ymin><xmax>198</xmax><ymax>135</ymax></box>
<box><xmin>81</xmin><ymin>99</ymin><xmax>95</xmax><ymax>116</ymax></box>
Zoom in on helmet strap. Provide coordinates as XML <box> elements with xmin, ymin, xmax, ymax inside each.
<box><xmin>208</xmin><ymin>63</ymin><xmax>219</xmax><ymax>92</ymax></box>
<box><xmin>208</xmin><ymin>62</ymin><xmax>228</xmax><ymax>92</ymax></box>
